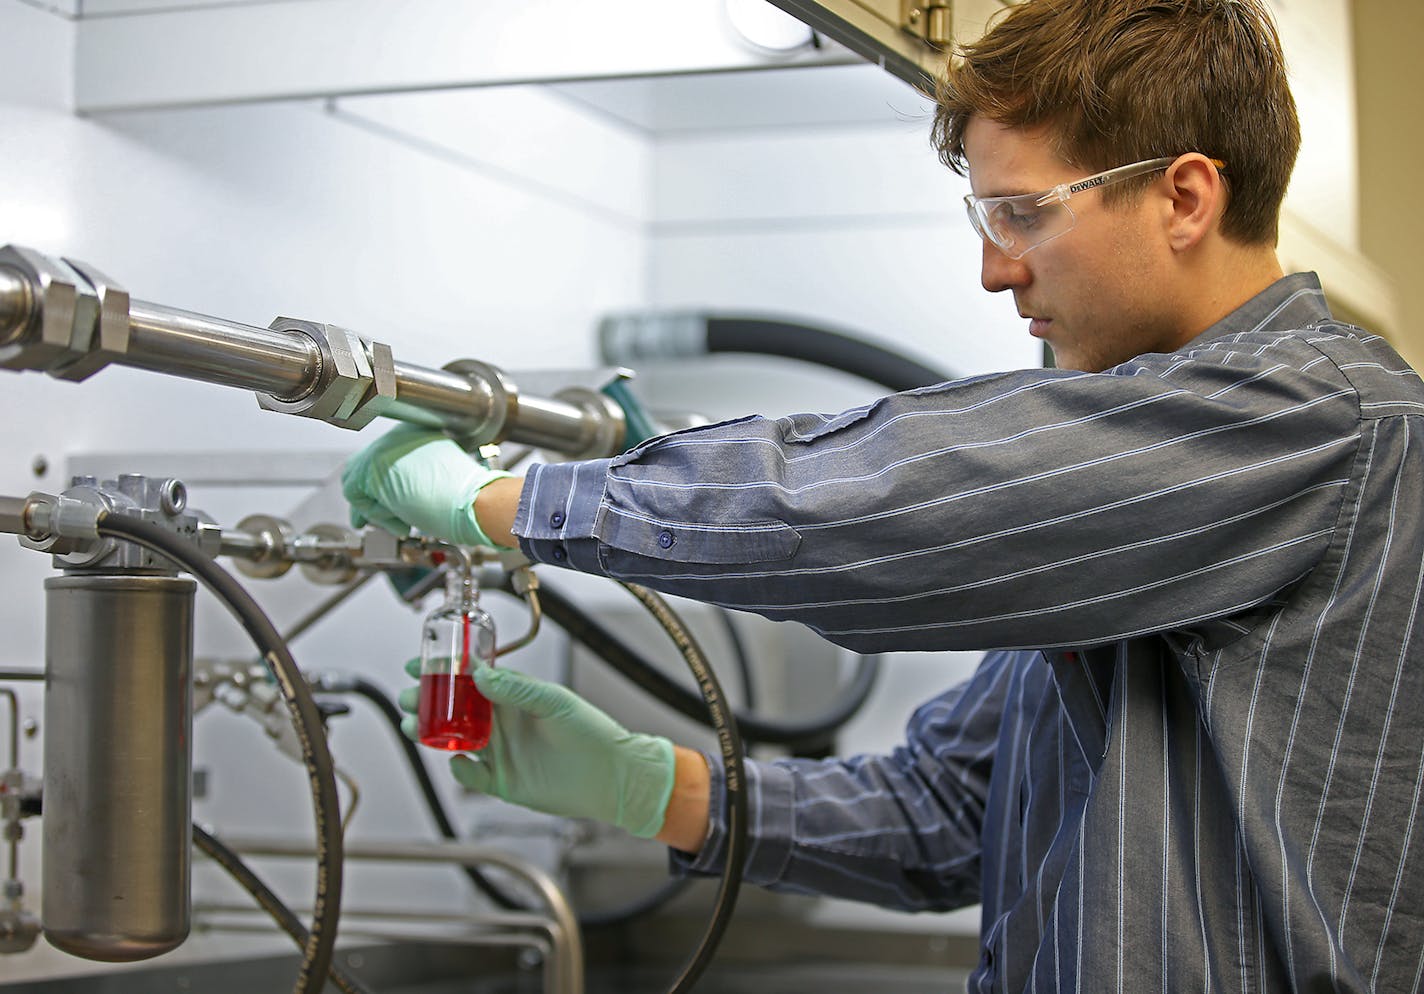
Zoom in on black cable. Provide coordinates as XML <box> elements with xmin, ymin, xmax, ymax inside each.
<box><xmin>192</xmin><ymin>825</ymin><xmax>372</xmax><ymax>994</ymax></box>
<box><xmin>618</xmin><ymin>582</ymin><xmax>746</xmax><ymax>994</ymax></box>
<box><xmin>0</xmin><ymin>669</ymin><xmax>43</xmax><ymax>681</ymax></box>
<box><xmin>705</xmin><ymin>317</ymin><xmax>950</xmax><ymax>393</ymax></box>
<box><xmin>95</xmin><ymin>512</ymin><xmax>343</xmax><ymax>994</ymax></box>
<box><xmin>533</xmin><ymin>581</ymin><xmax>880</xmax><ymax>752</ymax></box>
<box><xmin>346</xmin><ymin>678</ymin><xmax>524</xmax><ymax>911</ymax></box>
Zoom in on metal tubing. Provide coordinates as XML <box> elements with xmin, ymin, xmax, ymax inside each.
<box><xmin>0</xmin><ymin>248</ymin><xmax>624</xmax><ymax>455</ymax></box>
<box><xmin>0</xmin><ymin>496</ymin><xmax>27</xmax><ymax>536</ymax></box>
<box><xmin>124</xmin><ymin>300</ymin><xmax>320</xmax><ymax>398</ymax></box>
<box><xmin>41</xmin><ymin>574</ymin><xmax>195</xmax><ymax>962</ymax></box>
<box><xmin>505</xmin><ymin>394</ymin><xmax>602</xmax><ymax>452</ymax></box>
<box><xmin>3</xmin><ymin>687</ymin><xmax>20</xmax><ymax>880</ymax></box>
<box><xmin>376</xmin><ymin>361</ymin><xmax>494</xmax><ymax>429</ymax></box>
<box><xmin>220</xmin><ymin>836</ymin><xmax>583</xmax><ymax>994</ymax></box>
<box><xmin>382</xmin><ymin>363</ymin><xmax>603</xmax><ymax>449</ymax></box>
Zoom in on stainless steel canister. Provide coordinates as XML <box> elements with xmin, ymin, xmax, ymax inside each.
<box><xmin>41</xmin><ymin>573</ymin><xmax>195</xmax><ymax>961</ymax></box>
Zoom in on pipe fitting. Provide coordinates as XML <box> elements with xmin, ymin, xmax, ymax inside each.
<box><xmin>255</xmin><ymin>319</ymin><xmax>397</xmax><ymax>430</ymax></box>
<box><xmin>441</xmin><ymin>358</ymin><xmax>517</xmax><ymax>447</ymax></box>
<box><xmin>46</xmin><ymin>259</ymin><xmax>132</xmax><ymax>384</ymax></box>
<box><xmin>228</xmin><ymin>514</ymin><xmax>295</xmax><ymax>580</ymax></box>
<box><xmin>0</xmin><ymin>246</ymin><xmax>98</xmax><ymax>375</ymax></box>
<box><xmin>0</xmin><ymin>265</ymin><xmax>34</xmax><ymax>349</ymax></box>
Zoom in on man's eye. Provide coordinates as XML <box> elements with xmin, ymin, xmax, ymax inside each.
<box><xmin>1006</xmin><ymin>208</ymin><xmax>1041</xmax><ymax>229</ymax></box>
<box><xmin>989</xmin><ymin>203</ymin><xmax>1042</xmax><ymax>231</ymax></box>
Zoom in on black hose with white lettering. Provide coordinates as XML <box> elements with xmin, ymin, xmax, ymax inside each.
<box><xmin>619</xmin><ymin>581</ymin><xmax>746</xmax><ymax>994</ymax></box>
<box><xmin>94</xmin><ymin>512</ymin><xmax>342</xmax><ymax>994</ymax></box>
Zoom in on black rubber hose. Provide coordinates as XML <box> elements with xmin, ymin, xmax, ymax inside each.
<box><xmin>192</xmin><ymin>825</ymin><xmax>372</xmax><ymax>994</ymax></box>
<box><xmin>95</xmin><ymin>513</ymin><xmax>342</xmax><ymax>994</ymax></box>
<box><xmin>619</xmin><ymin>582</ymin><xmax>746</xmax><ymax>994</ymax></box>
<box><xmin>346</xmin><ymin>678</ymin><xmax>525</xmax><ymax>911</ymax></box>
<box><xmin>704</xmin><ymin>317</ymin><xmax>950</xmax><ymax>392</ymax></box>
<box><xmin>534</xmin><ymin>582</ymin><xmax>879</xmax><ymax>751</ymax></box>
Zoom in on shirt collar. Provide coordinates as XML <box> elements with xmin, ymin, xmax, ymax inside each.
<box><xmin>1183</xmin><ymin>272</ymin><xmax>1333</xmax><ymax>351</ymax></box>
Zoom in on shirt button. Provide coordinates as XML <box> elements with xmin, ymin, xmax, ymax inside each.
<box><xmin>549</xmin><ymin>511</ymin><xmax>565</xmax><ymax>529</ymax></box>
<box><xmin>551</xmin><ymin>544</ymin><xmax>567</xmax><ymax>562</ymax></box>
<box><xmin>657</xmin><ymin>530</ymin><xmax>675</xmax><ymax>549</ymax></box>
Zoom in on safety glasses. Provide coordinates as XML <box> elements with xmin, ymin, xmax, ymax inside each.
<box><xmin>964</xmin><ymin>156</ymin><xmax>1223</xmax><ymax>259</ymax></box>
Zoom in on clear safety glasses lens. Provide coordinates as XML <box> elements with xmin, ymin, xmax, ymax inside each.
<box><xmin>964</xmin><ymin>195</ymin><xmax>1075</xmax><ymax>260</ymax></box>
<box><xmin>964</xmin><ymin>156</ymin><xmax>1187</xmax><ymax>259</ymax></box>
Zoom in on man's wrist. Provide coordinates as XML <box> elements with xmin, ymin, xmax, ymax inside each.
<box><xmin>654</xmin><ymin>745</ymin><xmax>712</xmax><ymax>853</ymax></box>
<box><xmin>472</xmin><ymin>475</ymin><xmax>524</xmax><ymax>549</ymax></box>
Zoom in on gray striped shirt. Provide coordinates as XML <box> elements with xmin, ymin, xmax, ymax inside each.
<box><xmin>514</xmin><ymin>273</ymin><xmax>1424</xmax><ymax>992</ymax></box>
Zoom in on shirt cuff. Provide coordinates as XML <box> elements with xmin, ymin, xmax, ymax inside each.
<box><xmin>513</xmin><ymin>459</ymin><xmax>612</xmax><ymax>573</ymax></box>
<box><xmin>668</xmin><ymin>752</ymin><xmax>797</xmax><ymax>886</ymax></box>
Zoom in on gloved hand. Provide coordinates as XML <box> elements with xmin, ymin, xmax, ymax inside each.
<box><xmin>341</xmin><ymin>423</ymin><xmax>512</xmax><ymax>547</ymax></box>
<box><xmin>398</xmin><ymin>659</ymin><xmax>675</xmax><ymax>838</ymax></box>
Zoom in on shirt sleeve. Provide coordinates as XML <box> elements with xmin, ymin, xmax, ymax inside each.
<box><xmin>664</xmin><ymin>651</ymin><xmax>1022</xmax><ymax>911</ymax></box>
<box><xmin>515</xmin><ymin>341</ymin><xmax>1360</xmax><ymax>653</ymax></box>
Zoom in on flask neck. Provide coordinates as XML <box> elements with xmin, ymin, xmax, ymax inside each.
<box><xmin>444</xmin><ymin>567</ymin><xmax>479</xmax><ymax>611</ymax></box>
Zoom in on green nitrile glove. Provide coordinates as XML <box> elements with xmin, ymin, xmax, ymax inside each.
<box><xmin>397</xmin><ymin>659</ymin><xmax>675</xmax><ymax>838</ymax></box>
<box><xmin>341</xmin><ymin>423</ymin><xmax>512</xmax><ymax>548</ymax></box>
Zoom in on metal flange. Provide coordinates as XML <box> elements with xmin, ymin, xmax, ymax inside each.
<box><xmin>442</xmin><ymin>358</ymin><xmax>518</xmax><ymax>449</ymax></box>
<box><xmin>231</xmin><ymin>514</ymin><xmax>295</xmax><ymax>579</ymax></box>
<box><xmin>297</xmin><ymin>523</ymin><xmax>361</xmax><ymax>585</ymax></box>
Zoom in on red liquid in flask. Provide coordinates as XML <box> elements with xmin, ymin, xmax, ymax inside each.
<box><xmin>417</xmin><ymin>615</ymin><xmax>492</xmax><ymax>751</ymax></box>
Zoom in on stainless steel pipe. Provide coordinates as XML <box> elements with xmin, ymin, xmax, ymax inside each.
<box><xmin>124</xmin><ymin>301</ymin><xmax>320</xmax><ymax>399</ymax></box>
<box><xmin>0</xmin><ymin>245</ymin><xmax>625</xmax><ymax>456</ymax></box>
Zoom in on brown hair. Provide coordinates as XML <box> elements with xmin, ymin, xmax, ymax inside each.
<box><xmin>931</xmin><ymin>0</ymin><xmax>1300</xmax><ymax>245</ymax></box>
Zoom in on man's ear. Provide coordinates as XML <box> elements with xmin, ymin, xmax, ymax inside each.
<box><xmin>1163</xmin><ymin>154</ymin><xmax>1227</xmax><ymax>252</ymax></box>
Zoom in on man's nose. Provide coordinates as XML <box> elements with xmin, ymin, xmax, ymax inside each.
<box><xmin>980</xmin><ymin>241</ymin><xmax>1031</xmax><ymax>293</ymax></box>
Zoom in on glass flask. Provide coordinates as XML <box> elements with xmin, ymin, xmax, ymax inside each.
<box><xmin>417</xmin><ymin>567</ymin><xmax>497</xmax><ymax>751</ymax></box>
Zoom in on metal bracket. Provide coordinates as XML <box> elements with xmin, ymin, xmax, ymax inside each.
<box><xmin>901</xmin><ymin>0</ymin><xmax>953</xmax><ymax>47</ymax></box>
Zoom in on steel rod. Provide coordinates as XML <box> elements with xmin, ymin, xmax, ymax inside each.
<box><xmin>2</xmin><ymin>688</ymin><xmax>19</xmax><ymax>881</ymax></box>
<box><xmin>124</xmin><ymin>300</ymin><xmax>320</xmax><ymax>398</ymax></box>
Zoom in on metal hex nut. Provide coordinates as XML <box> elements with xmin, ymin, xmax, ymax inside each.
<box><xmin>0</xmin><ymin>245</ymin><xmax>96</xmax><ymax>373</ymax></box>
<box><xmin>256</xmin><ymin>318</ymin><xmax>374</xmax><ymax>425</ymax></box>
<box><xmin>48</xmin><ymin>258</ymin><xmax>131</xmax><ymax>383</ymax></box>
<box><xmin>323</xmin><ymin>323</ymin><xmax>374</xmax><ymax>422</ymax></box>
<box><xmin>338</xmin><ymin>340</ymin><xmax>397</xmax><ymax>430</ymax></box>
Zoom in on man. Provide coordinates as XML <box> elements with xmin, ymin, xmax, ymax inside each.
<box><xmin>343</xmin><ymin>0</ymin><xmax>1424</xmax><ymax>989</ymax></box>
